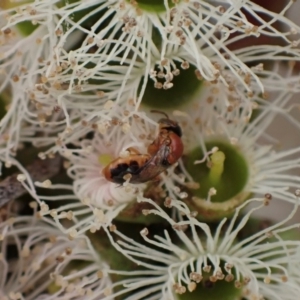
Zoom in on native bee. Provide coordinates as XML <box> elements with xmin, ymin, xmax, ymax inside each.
<box><xmin>102</xmin><ymin>111</ymin><xmax>184</xmax><ymax>184</ymax></box>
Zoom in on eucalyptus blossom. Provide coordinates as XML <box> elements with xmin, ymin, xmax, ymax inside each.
<box><xmin>104</xmin><ymin>192</ymin><xmax>300</xmax><ymax>300</ymax></box>
<box><xmin>1</xmin><ymin>1</ymin><xmax>300</xmax><ymax>300</ymax></box>
<box><xmin>0</xmin><ymin>205</ymin><xmax>112</xmax><ymax>300</ymax></box>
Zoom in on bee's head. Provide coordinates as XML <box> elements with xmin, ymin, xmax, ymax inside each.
<box><xmin>158</xmin><ymin>118</ymin><xmax>182</xmax><ymax>137</ymax></box>
<box><xmin>150</xmin><ymin>110</ymin><xmax>182</xmax><ymax>137</ymax></box>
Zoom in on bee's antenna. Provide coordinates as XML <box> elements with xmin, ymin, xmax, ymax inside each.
<box><xmin>150</xmin><ymin>110</ymin><xmax>169</xmax><ymax>119</ymax></box>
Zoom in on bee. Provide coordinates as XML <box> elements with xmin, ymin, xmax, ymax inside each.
<box><xmin>102</xmin><ymin>111</ymin><xmax>184</xmax><ymax>184</ymax></box>
<box><xmin>147</xmin><ymin>110</ymin><xmax>183</xmax><ymax>164</ymax></box>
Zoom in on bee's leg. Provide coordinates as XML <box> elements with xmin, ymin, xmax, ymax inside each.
<box><xmin>126</xmin><ymin>147</ymin><xmax>141</xmax><ymax>155</ymax></box>
<box><xmin>152</xmin><ymin>175</ymin><xmax>162</xmax><ymax>184</ymax></box>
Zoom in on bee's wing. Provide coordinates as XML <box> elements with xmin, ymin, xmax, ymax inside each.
<box><xmin>131</xmin><ymin>145</ymin><xmax>170</xmax><ymax>183</ymax></box>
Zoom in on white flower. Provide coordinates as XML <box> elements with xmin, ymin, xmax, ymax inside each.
<box><xmin>2</xmin><ymin>0</ymin><xmax>300</xmax><ymax>118</ymax></box>
<box><xmin>1</xmin><ymin>0</ymin><xmax>299</xmax><ymax>164</ymax></box>
<box><xmin>0</xmin><ymin>8</ymin><xmax>62</xmax><ymax>159</ymax></box>
<box><xmin>64</xmin><ymin>108</ymin><xmax>153</xmax><ymax>208</ymax></box>
<box><xmin>0</xmin><ymin>207</ymin><xmax>112</xmax><ymax>300</ymax></box>
<box><xmin>105</xmin><ymin>193</ymin><xmax>300</xmax><ymax>300</ymax></box>
<box><xmin>13</xmin><ymin>107</ymin><xmax>164</xmax><ymax>234</ymax></box>
<box><xmin>163</xmin><ymin>65</ymin><xmax>300</xmax><ymax>217</ymax></box>
<box><xmin>1</xmin><ymin>2</ymin><xmax>300</xmax><ymax>299</ymax></box>
<box><xmin>48</xmin><ymin>0</ymin><xmax>300</xmax><ymax>85</ymax></box>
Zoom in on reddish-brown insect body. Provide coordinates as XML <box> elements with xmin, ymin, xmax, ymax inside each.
<box><xmin>103</xmin><ymin>111</ymin><xmax>184</xmax><ymax>184</ymax></box>
<box><xmin>147</xmin><ymin>112</ymin><xmax>183</xmax><ymax>165</ymax></box>
<box><xmin>102</xmin><ymin>153</ymin><xmax>152</xmax><ymax>184</ymax></box>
